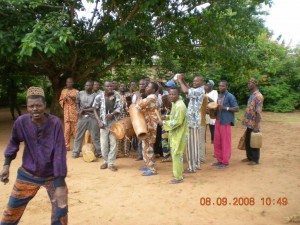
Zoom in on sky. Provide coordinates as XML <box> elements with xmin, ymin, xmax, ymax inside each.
<box><xmin>80</xmin><ymin>0</ymin><xmax>300</xmax><ymax>47</ymax></box>
<box><xmin>262</xmin><ymin>0</ymin><xmax>300</xmax><ymax>47</ymax></box>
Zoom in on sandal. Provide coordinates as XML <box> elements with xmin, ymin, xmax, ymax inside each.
<box><xmin>142</xmin><ymin>170</ymin><xmax>157</xmax><ymax>176</ymax></box>
<box><xmin>170</xmin><ymin>179</ymin><xmax>183</xmax><ymax>184</ymax></box>
<box><xmin>139</xmin><ymin>166</ymin><xmax>148</xmax><ymax>171</ymax></box>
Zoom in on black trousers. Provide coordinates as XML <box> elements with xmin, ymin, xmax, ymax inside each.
<box><xmin>209</xmin><ymin>124</ymin><xmax>215</xmax><ymax>143</ymax></box>
<box><xmin>154</xmin><ymin>125</ymin><xmax>163</xmax><ymax>156</ymax></box>
<box><xmin>245</xmin><ymin>128</ymin><xmax>260</xmax><ymax>163</ymax></box>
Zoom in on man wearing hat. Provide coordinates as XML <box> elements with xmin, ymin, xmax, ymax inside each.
<box><xmin>242</xmin><ymin>78</ymin><xmax>264</xmax><ymax>165</ymax></box>
<box><xmin>158</xmin><ymin>80</ymin><xmax>176</xmax><ymax>162</ymax></box>
<box><xmin>0</xmin><ymin>87</ymin><xmax>68</xmax><ymax>224</ymax></box>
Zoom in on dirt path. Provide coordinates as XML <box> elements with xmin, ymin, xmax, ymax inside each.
<box><xmin>0</xmin><ymin>108</ymin><xmax>299</xmax><ymax>225</ymax></box>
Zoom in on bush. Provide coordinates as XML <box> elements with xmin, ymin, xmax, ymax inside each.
<box><xmin>260</xmin><ymin>83</ymin><xmax>299</xmax><ymax>112</ymax></box>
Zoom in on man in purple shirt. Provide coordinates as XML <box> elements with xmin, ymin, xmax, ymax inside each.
<box><xmin>0</xmin><ymin>87</ymin><xmax>68</xmax><ymax>225</ymax></box>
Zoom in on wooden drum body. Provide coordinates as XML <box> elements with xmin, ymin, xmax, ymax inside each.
<box><xmin>111</xmin><ymin>117</ymin><xmax>135</xmax><ymax>140</ymax></box>
<box><xmin>129</xmin><ymin>104</ymin><xmax>148</xmax><ymax>140</ymax></box>
<box><xmin>82</xmin><ymin>143</ymin><xmax>96</xmax><ymax>162</ymax></box>
<box><xmin>207</xmin><ymin>102</ymin><xmax>218</xmax><ymax>119</ymax></box>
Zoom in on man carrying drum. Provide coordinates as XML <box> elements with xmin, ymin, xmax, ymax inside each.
<box><xmin>93</xmin><ymin>81</ymin><xmax>122</xmax><ymax>172</ymax></box>
<box><xmin>135</xmin><ymin>82</ymin><xmax>160</xmax><ymax>176</ymax></box>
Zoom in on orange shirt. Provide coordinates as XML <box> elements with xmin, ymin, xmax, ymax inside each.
<box><xmin>59</xmin><ymin>88</ymin><xmax>79</xmax><ymax>122</ymax></box>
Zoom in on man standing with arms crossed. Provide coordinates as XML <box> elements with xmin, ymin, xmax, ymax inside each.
<box><xmin>72</xmin><ymin>80</ymin><xmax>101</xmax><ymax>158</ymax></box>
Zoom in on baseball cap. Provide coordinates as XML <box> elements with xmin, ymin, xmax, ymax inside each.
<box><xmin>164</xmin><ymin>80</ymin><xmax>176</xmax><ymax>88</ymax></box>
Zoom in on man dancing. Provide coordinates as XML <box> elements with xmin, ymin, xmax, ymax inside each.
<box><xmin>136</xmin><ymin>82</ymin><xmax>160</xmax><ymax>176</ymax></box>
<box><xmin>0</xmin><ymin>87</ymin><xmax>68</xmax><ymax>225</ymax></box>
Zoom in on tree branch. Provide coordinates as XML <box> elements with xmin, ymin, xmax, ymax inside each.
<box><xmin>120</xmin><ymin>0</ymin><xmax>141</xmax><ymax>26</ymax></box>
<box><xmin>88</xmin><ymin>0</ymin><xmax>100</xmax><ymax>30</ymax></box>
<box><xmin>81</xmin><ymin>57</ymin><xmax>104</xmax><ymax>79</ymax></box>
<box><xmin>98</xmin><ymin>57</ymin><xmax>129</xmax><ymax>77</ymax></box>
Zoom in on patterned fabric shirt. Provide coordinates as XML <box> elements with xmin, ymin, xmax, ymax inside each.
<box><xmin>93</xmin><ymin>90</ymin><xmax>122</xmax><ymax>127</ymax></box>
<box><xmin>186</xmin><ymin>86</ymin><xmax>205</xmax><ymax>128</ymax></box>
<box><xmin>120</xmin><ymin>92</ymin><xmax>131</xmax><ymax>118</ymax></box>
<box><xmin>135</xmin><ymin>94</ymin><xmax>159</xmax><ymax>133</ymax></box>
<box><xmin>163</xmin><ymin>97</ymin><xmax>188</xmax><ymax>155</ymax></box>
<box><xmin>59</xmin><ymin>88</ymin><xmax>79</xmax><ymax>122</ymax></box>
<box><xmin>242</xmin><ymin>90</ymin><xmax>264</xmax><ymax>129</ymax></box>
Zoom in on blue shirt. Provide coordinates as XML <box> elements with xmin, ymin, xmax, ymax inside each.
<box><xmin>217</xmin><ymin>91</ymin><xmax>239</xmax><ymax>126</ymax></box>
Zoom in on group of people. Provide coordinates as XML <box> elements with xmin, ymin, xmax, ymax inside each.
<box><xmin>0</xmin><ymin>74</ymin><xmax>264</xmax><ymax>224</ymax></box>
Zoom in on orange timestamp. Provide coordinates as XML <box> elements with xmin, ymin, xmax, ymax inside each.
<box><xmin>199</xmin><ymin>197</ymin><xmax>288</xmax><ymax>206</ymax></box>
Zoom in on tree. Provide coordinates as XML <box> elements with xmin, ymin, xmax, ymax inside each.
<box><xmin>0</xmin><ymin>0</ymin><xmax>272</xmax><ymax>115</ymax></box>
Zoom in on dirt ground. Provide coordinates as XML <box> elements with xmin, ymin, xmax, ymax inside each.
<box><xmin>0</xmin><ymin>107</ymin><xmax>300</xmax><ymax>225</ymax></box>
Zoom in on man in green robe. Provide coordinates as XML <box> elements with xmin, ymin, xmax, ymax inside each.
<box><xmin>161</xmin><ymin>88</ymin><xmax>188</xmax><ymax>184</ymax></box>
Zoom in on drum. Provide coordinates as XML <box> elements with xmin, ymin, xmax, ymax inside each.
<box><xmin>82</xmin><ymin>143</ymin><xmax>96</xmax><ymax>162</ymax></box>
<box><xmin>250</xmin><ymin>132</ymin><xmax>262</xmax><ymax>148</ymax></box>
<box><xmin>84</xmin><ymin>130</ymin><xmax>92</xmax><ymax>144</ymax></box>
<box><xmin>111</xmin><ymin>117</ymin><xmax>135</xmax><ymax>140</ymax></box>
<box><xmin>129</xmin><ymin>104</ymin><xmax>148</xmax><ymax>140</ymax></box>
<box><xmin>207</xmin><ymin>102</ymin><xmax>218</xmax><ymax>119</ymax></box>
<box><xmin>162</xmin><ymin>95</ymin><xmax>172</xmax><ymax>110</ymax></box>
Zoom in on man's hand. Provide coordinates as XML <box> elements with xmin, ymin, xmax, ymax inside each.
<box><xmin>52</xmin><ymin>186</ymin><xmax>68</xmax><ymax>208</ymax></box>
<box><xmin>106</xmin><ymin>113</ymin><xmax>114</xmax><ymax>121</ymax></box>
<box><xmin>0</xmin><ymin>165</ymin><xmax>10</xmax><ymax>184</ymax></box>
<box><xmin>253</xmin><ymin>127</ymin><xmax>260</xmax><ymax>133</ymax></box>
<box><xmin>218</xmin><ymin>104</ymin><xmax>225</xmax><ymax>110</ymax></box>
<box><xmin>177</xmin><ymin>74</ymin><xmax>184</xmax><ymax>82</ymax></box>
<box><xmin>158</xmin><ymin>120</ymin><xmax>163</xmax><ymax>126</ymax></box>
<box><xmin>97</xmin><ymin>120</ymin><xmax>104</xmax><ymax>129</ymax></box>
<box><xmin>77</xmin><ymin>109</ymin><xmax>83</xmax><ymax>116</ymax></box>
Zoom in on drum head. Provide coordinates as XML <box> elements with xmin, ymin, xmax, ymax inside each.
<box><xmin>207</xmin><ymin>102</ymin><xmax>218</xmax><ymax>109</ymax></box>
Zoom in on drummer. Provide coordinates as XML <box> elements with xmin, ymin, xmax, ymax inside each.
<box><xmin>205</xmin><ymin>80</ymin><xmax>218</xmax><ymax>144</ymax></box>
<box><xmin>93</xmin><ymin>81</ymin><xmax>122</xmax><ymax>172</ymax></box>
<box><xmin>132</xmin><ymin>79</ymin><xmax>147</xmax><ymax>161</ymax></box>
<box><xmin>117</xmin><ymin>83</ymin><xmax>131</xmax><ymax>158</ymax></box>
<box><xmin>136</xmin><ymin>82</ymin><xmax>160</xmax><ymax>176</ymax></box>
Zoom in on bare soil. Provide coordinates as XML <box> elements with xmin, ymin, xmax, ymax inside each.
<box><xmin>0</xmin><ymin>107</ymin><xmax>300</xmax><ymax>225</ymax></box>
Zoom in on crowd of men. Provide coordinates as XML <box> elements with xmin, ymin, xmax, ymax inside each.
<box><xmin>0</xmin><ymin>74</ymin><xmax>264</xmax><ymax>224</ymax></box>
<box><xmin>58</xmin><ymin>75</ymin><xmax>264</xmax><ymax>177</ymax></box>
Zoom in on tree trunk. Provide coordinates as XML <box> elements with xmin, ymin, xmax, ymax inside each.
<box><xmin>49</xmin><ymin>75</ymin><xmax>65</xmax><ymax>118</ymax></box>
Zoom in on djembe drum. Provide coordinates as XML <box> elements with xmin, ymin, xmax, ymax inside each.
<box><xmin>162</xmin><ymin>95</ymin><xmax>172</xmax><ymax>111</ymax></box>
<box><xmin>111</xmin><ymin>117</ymin><xmax>135</xmax><ymax>140</ymax></box>
<box><xmin>82</xmin><ymin>143</ymin><xmax>96</xmax><ymax>162</ymax></box>
<box><xmin>129</xmin><ymin>104</ymin><xmax>148</xmax><ymax>140</ymax></box>
<box><xmin>207</xmin><ymin>102</ymin><xmax>218</xmax><ymax>119</ymax></box>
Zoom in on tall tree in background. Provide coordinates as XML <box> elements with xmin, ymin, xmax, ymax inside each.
<box><xmin>0</xmin><ymin>0</ymin><xmax>272</xmax><ymax>114</ymax></box>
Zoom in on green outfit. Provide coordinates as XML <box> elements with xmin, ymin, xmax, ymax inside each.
<box><xmin>163</xmin><ymin>97</ymin><xmax>188</xmax><ymax>180</ymax></box>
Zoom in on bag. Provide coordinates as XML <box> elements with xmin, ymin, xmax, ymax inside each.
<box><xmin>238</xmin><ymin>130</ymin><xmax>246</xmax><ymax>150</ymax></box>
<box><xmin>250</xmin><ymin>132</ymin><xmax>262</xmax><ymax>149</ymax></box>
